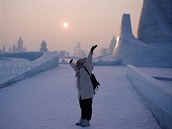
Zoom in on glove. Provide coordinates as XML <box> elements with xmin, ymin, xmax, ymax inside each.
<box><xmin>91</xmin><ymin>45</ymin><xmax>97</xmax><ymax>51</ymax></box>
<box><xmin>69</xmin><ymin>59</ymin><xmax>73</xmax><ymax>64</ymax></box>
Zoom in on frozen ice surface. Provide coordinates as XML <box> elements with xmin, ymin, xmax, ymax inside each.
<box><xmin>0</xmin><ymin>65</ymin><xmax>161</xmax><ymax>129</ymax></box>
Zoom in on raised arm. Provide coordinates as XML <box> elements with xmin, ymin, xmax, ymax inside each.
<box><xmin>69</xmin><ymin>59</ymin><xmax>77</xmax><ymax>72</ymax></box>
<box><xmin>85</xmin><ymin>45</ymin><xmax>97</xmax><ymax>71</ymax></box>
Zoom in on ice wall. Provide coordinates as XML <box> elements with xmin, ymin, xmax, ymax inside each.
<box><xmin>0</xmin><ymin>52</ymin><xmax>43</xmax><ymax>61</ymax></box>
<box><xmin>127</xmin><ymin>65</ymin><xmax>172</xmax><ymax>129</ymax></box>
<box><xmin>0</xmin><ymin>52</ymin><xmax>59</xmax><ymax>88</ymax></box>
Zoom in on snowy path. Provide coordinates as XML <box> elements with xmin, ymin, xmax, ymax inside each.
<box><xmin>0</xmin><ymin>65</ymin><xmax>161</xmax><ymax>129</ymax></box>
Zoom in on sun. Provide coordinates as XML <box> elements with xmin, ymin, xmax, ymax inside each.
<box><xmin>63</xmin><ymin>22</ymin><xmax>69</xmax><ymax>28</ymax></box>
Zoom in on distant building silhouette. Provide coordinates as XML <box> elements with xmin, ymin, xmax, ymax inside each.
<box><xmin>2</xmin><ymin>46</ymin><xmax>6</xmax><ymax>52</ymax></box>
<box><xmin>0</xmin><ymin>37</ymin><xmax>27</xmax><ymax>53</ymax></box>
<box><xmin>100</xmin><ymin>47</ymin><xmax>108</xmax><ymax>56</ymax></box>
<box><xmin>74</xmin><ymin>42</ymin><xmax>86</xmax><ymax>57</ymax></box>
<box><xmin>9</xmin><ymin>47</ymin><xmax>12</xmax><ymax>52</ymax></box>
<box><xmin>40</xmin><ymin>40</ymin><xmax>48</xmax><ymax>52</ymax></box>
<box><xmin>59</xmin><ymin>50</ymin><xmax>66</xmax><ymax>57</ymax></box>
<box><xmin>18</xmin><ymin>37</ymin><xmax>24</xmax><ymax>51</ymax></box>
<box><xmin>12</xmin><ymin>37</ymin><xmax>27</xmax><ymax>52</ymax></box>
<box><xmin>12</xmin><ymin>44</ymin><xmax>17</xmax><ymax>52</ymax></box>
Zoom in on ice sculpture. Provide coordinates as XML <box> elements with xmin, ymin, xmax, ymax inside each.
<box><xmin>113</xmin><ymin>0</ymin><xmax>172</xmax><ymax>67</ymax></box>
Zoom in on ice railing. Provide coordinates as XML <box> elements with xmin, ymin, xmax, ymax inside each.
<box><xmin>0</xmin><ymin>51</ymin><xmax>59</xmax><ymax>87</ymax></box>
<box><xmin>0</xmin><ymin>61</ymin><xmax>41</xmax><ymax>84</ymax></box>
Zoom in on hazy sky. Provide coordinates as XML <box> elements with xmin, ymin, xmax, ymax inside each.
<box><xmin>0</xmin><ymin>0</ymin><xmax>143</xmax><ymax>52</ymax></box>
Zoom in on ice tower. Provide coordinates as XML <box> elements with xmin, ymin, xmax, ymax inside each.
<box><xmin>138</xmin><ymin>0</ymin><xmax>172</xmax><ymax>45</ymax></box>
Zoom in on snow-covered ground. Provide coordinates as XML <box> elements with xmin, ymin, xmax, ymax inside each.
<box><xmin>0</xmin><ymin>65</ymin><xmax>161</xmax><ymax>129</ymax></box>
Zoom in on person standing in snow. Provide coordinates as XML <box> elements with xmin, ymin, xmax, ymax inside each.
<box><xmin>69</xmin><ymin>45</ymin><xmax>97</xmax><ymax>127</ymax></box>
